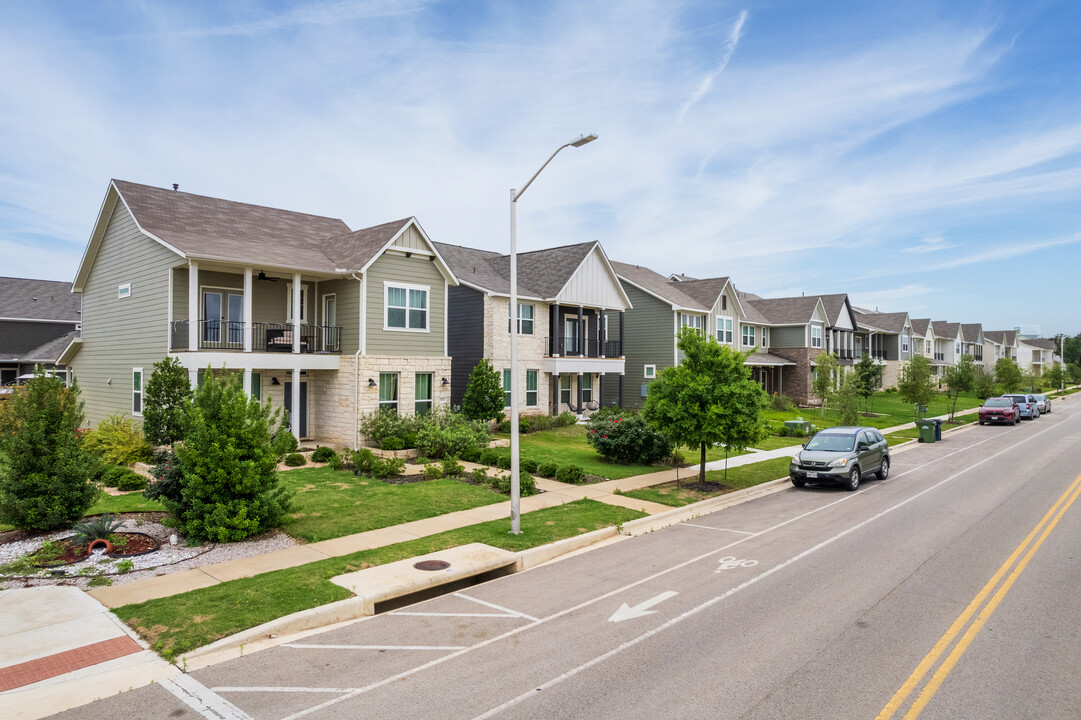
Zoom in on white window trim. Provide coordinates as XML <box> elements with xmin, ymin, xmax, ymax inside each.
<box><xmin>383</xmin><ymin>281</ymin><xmax>430</xmax><ymax>333</ymax></box>
<box><xmin>132</xmin><ymin>367</ymin><xmax>143</xmax><ymax>416</ymax></box>
<box><xmin>742</xmin><ymin>324</ymin><xmax>756</xmax><ymax>347</ymax></box>
<box><xmin>118</xmin><ymin>283</ymin><xmax>132</xmax><ymax>299</ymax></box>
<box><xmin>286</xmin><ymin>282</ymin><xmax>307</xmax><ymax>323</ymax></box>
<box><xmin>644</xmin><ymin>364</ymin><xmax>656</xmax><ymax>379</ymax></box>
<box><xmin>525</xmin><ymin>369</ymin><xmax>539</xmax><ymax>407</ymax></box>
<box><xmin>581</xmin><ymin>373</ymin><xmax>593</xmax><ymax>402</ymax></box>
<box><xmin>378</xmin><ymin>372</ymin><xmax>399</xmax><ymax>411</ymax></box>
<box><xmin>508</xmin><ymin>302</ymin><xmax>535</xmax><ymax>335</ymax></box>
<box><xmin>902</xmin><ymin>334</ymin><xmax>910</xmax><ymax>352</ymax></box>
<box><xmin>415</xmin><ymin>372</ymin><xmax>433</xmax><ymax>414</ymax></box>
<box><xmin>761</xmin><ymin>327</ymin><xmax>769</xmax><ymax>348</ymax></box>
<box><xmin>810</xmin><ymin>324</ymin><xmax>823</xmax><ymax>348</ymax></box>
<box><xmin>503</xmin><ymin>368</ymin><xmax>512</xmax><ymax>408</ymax></box>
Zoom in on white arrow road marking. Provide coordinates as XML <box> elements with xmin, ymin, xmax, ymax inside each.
<box><xmin>608</xmin><ymin>591</ymin><xmax>679</xmax><ymax>623</ymax></box>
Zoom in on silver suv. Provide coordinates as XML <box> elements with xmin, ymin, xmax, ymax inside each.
<box><xmin>789</xmin><ymin>427</ymin><xmax>890</xmax><ymax>491</ymax></box>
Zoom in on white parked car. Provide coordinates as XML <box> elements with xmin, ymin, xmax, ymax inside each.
<box><xmin>1032</xmin><ymin>394</ymin><xmax>1051</xmax><ymax>413</ymax></box>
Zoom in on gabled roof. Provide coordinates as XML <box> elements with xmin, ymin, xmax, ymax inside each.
<box><xmin>611</xmin><ymin>261</ymin><xmax>707</xmax><ymax>311</ymax></box>
<box><xmin>1021</xmin><ymin>338</ymin><xmax>1055</xmax><ymax>350</ymax></box>
<box><xmin>0</xmin><ymin>277</ymin><xmax>81</xmax><ymax>321</ymax></box>
<box><xmin>961</xmin><ymin>323</ymin><xmax>983</xmax><ymax>343</ymax></box>
<box><xmin>22</xmin><ymin>330</ymin><xmax>79</xmax><ymax>363</ymax></box>
<box><xmin>911</xmin><ymin>318</ymin><xmax>931</xmax><ymax>336</ymax></box>
<box><xmin>932</xmin><ymin>321</ymin><xmax>961</xmax><ymax>339</ymax></box>
<box><xmin>984</xmin><ymin>329</ymin><xmax>1018</xmax><ymax>346</ymax></box>
<box><xmin>854</xmin><ymin>310</ymin><xmax>909</xmax><ymax>334</ymax></box>
<box><xmin>668</xmin><ymin>273</ymin><xmax>699</xmax><ymax>282</ymax></box>
<box><xmin>814</xmin><ymin>293</ymin><xmax>856</xmax><ymax>329</ymax></box>
<box><xmin>744</xmin><ymin>295</ymin><xmax>826</xmax><ymax>325</ymax></box>
<box><xmin>670</xmin><ymin>276</ymin><xmax>736</xmax><ymax>314</ymax></box>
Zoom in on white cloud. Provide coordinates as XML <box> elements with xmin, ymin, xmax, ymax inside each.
<box><xmin>902</xmin><ymin>236</ymin><xmax>957</xmax><ymax>254</ymax></box>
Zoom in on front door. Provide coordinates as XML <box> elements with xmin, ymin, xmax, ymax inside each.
<box><xmin>203</xmin><ymin>291</ymin><xmax>222</xmax><ymax>345</ymax></box>
<box><xmin>227</xmin><ymin>293</ymin><xmax>243</xmax><ymax>345</ymax></box>
<box><xmin>564</xmin><ymin>317</ymin><xmax>579</xmax><ymax>355</ymax></box>
<box><xmin>202</xmin><ymin>290</ymin><xmax>243</xmax><ymax>346</ymax></box>
<box><xmin>284</xmin><ymin>381</ymin><xmax>308</xmax><ymax>438</ymax></box>
<box><xmin>323</xmin><ymin>295</ymin><xmax>337</xmax><ymax>351</ymax></box>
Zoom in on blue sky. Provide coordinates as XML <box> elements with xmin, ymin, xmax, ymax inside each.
<box><xmin>1</xmin><ymin>0</ymin><xmax>1079</xmax><ymax>334</ymax></box>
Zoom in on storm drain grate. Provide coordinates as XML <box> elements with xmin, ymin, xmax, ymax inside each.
<box><xmin>413</xmin><ymin>559</ymin><xmax>451</xmax><ymax>571</ymax></box>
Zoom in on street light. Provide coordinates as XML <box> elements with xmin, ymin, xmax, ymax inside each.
<box><xmin>508</xmin><ymin>133</ymin><xmax>597</xmax><ymax>534</ymax></box>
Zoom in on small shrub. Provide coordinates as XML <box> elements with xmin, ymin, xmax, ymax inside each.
<box><xmin>585</xmin><ymin>412</ymin><xmax>672</xmax><ymax>465</ymax></box>
<box><xmin>422</xmin><ymin>464</ymin><xmax>444</xmax><ymax>480</ymax></box>
<box><xmin>491</xmin><ymin>474</ymin><xmax>512</xmax><ymax>494</ymax></box>
<box><xmin>359</xmin><ymin>409</ymin><xmax>418</xmax><ymax>445</ymax></box>
<box><xmin>284</xmin><ymin>453</ymin><xmax>306</xmax><ymax>467</ymax></box>
<box><xmin>441</xmin><ymin>458</ymin><xmax>464</xmax><ymax>477</ymax></box>
<box><xmin>521</xmin><ymin>458</ymin><xmax>539</xmax><ymax>473</ymax></box>
<box><xmin>672</xmin><ymin>449</ymin><xmax>686</xmax><ymax>465</ymax></box>
<box><xmin>537</xmin><ymin>462</ymin><xmax>558</xmax><ymax>478</ymax></box>
<box><xmin>116</xmin><ymin>559</ymin><xmax>135</xmax><ymax>574</ymax></box>
<box><xmin>328</xmin><ymin>454</ymin><xmax>345</xmax><ymax>471</ymax></box>
<box><xmin>369</xmin><ymin>457</ymin><xmax>406</xmax><ymax>479</ymax></box>
<box><xmin>770</xmin><ymin>394</ymin><xmax>796</xmax><ymax>412</ymax></box>
<box><xmin>82</xmin><ymin>413</ymin><xmax>152</xmax><ymax>466</ymax></box>
<box><xmin>479</xmin><ymin>449</ymin><xmax>501</xmax><ymax>466</ymax></box>
<box><xmin>414</xmin><ymin>407</ymin><xmax>492</xmax><ymax>460</ymax></box>
<box><xmin>98</xmin><ymin>465</ymin><xmax>130</xmax><ymax>488</ymax></box>
<box><xmin>555</xmin><ymin>465</ymin><xmax>585</xmax><ymax>484</ymax></box>
<box><xmin>381</xmin><ymin>436</ymin><xmax>405</xmax><ymax>451</ymax></box>
<box><xmin>470</xmin><ymin>468</ymin><xmax>491</xmax><ymax>484</ymax></box>
<box><xmin>311</xmin><ymin>446</ymin><xmax>338</xmax><ymax>463</ymax></box>
<box><xmin>496</xmin><ymin>455</ymin><xmax>512</xmax><ymax>470</ymax></box>
<box><xmin>272</xmin><ymin>427</ymin><xmax>299</xmax><ymax>459</ymax></box>
<box><xmin>557</xmin><ymin>411</ymin><xmax>578</xmax><ymax>427</ymax></box>
<box><xmin>414</xmin><ymin>456</ymin><xmax>433</xmax><ymax>465</ymax></box>
<box><xmin>402</xmin><ymin>432</ymin><xmax>419</xmax><ymax>449</ymax></box>
<box><xmin>351</xmin><ymin>449</ymin><xmax>375</xmax><ymax>475</ymax></box>
<box><xmin>459</xmin><ymin>445</ymin><xmax>482</xmax><ymax>463</ymax></box>
<box><xmin>519</xmin><ymin>471</ymin><xmax>538</xmax><ymax>496</ymax></box>
<box><xmin>117</xmin><ymin>472</ymin><xmax>147</xmax><ymax>492</ymax></box>
<box><xmin>71</xmin><ymin>514</ymin><xmax>123</xmax><ymax>545</ymax></box>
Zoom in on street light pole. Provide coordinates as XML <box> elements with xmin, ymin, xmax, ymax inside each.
<box><xmin>508</xmin><ymin>133</ymin><xmax>597</xmax><ymax>534</ymax></box>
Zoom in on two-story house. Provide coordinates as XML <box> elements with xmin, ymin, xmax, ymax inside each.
<box><xmin>436</xmin><ymin>240</ymin><xmax>630</xmax><ymax>417</ymax></box>
<box><xmin>68</xmin><ymin>180</ymin><xmax>458</xmax><ymax>448</ymax></box>
<box><xmin>929</xmin><ymin>322</ymin><xmax>963</xmax><ymax>376</ymax></box>
<box><xmin>739</xmin><ymin>294</ymin><xmax>830</xmax><ymax>404</ymax></box>
<box><xmin>984</xmin><ymin>329</ymin><xmax>1018</xmax><ymax>368</ymax></box>
<box><xmin>1017</xmin><ymin>338</ymin><xmax>1055</xmax><ymax>377</ymax></box>
<box><xmin>0</xmin><ymin>277</ymin><xmax>81</xmax><ymax>385</ymax></box>
<box><xmin>853</xmin><ymin>309</ymin><xmax>915</xmax><ymax>388</ymax></box>
<box><xmin>960</xmin><ymin>323</ymin><xmax>985</xmax><ymax>368</ymax></box>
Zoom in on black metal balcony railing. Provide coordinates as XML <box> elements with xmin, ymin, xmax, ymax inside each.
<box><xmin>870</xmin><ymin>350</ymin><xmax>887</xmax><ymax>360</ymax></box>
<box><xmin>545</xmin><ymin>335</ymin><xmax>622</xmax><ymax>358</ymax></box>
<box><xmin>934</xmin><ymin>352</ymin><xmax>945</xmax><ymax>361</ymax></box>
<box><xmin>170</xmin><ymin>321</ymin><xmax>342</xmax><ymax>354</ymax></box>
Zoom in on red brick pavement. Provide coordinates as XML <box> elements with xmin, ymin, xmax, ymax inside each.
<box><xmin>0</xmin><ymin>635</ymin><xmax>142</xmax><ymax>692</ymax></box>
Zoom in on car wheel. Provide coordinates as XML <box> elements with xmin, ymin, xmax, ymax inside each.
<box><xmin>876</xmin><ymin>458</ymin><xmax>890</xmax><ymax>480</ymax></box>
<box><xmin>1009</xmin><ymin>417</ymin><xmax>1016</xmax><ymax>426</ymax></box>
<box><xmin>1034</xmin><ymin>409</ymin><xmax>1040</xmax><ymax>419</ymax></box>
<box><xmin>845</xmin><ymin>466</ymin><xmax>861</xmax><ymax>491</ymax></box>
<box><xmin>791</xmin><ymin>477</ymin><xmax>805</xmax><ymax>488</ymax></box>
<box><xmin>978</xmin><ymin>419</ymin><xmax>984</xmax><ymax>425</ymax></box>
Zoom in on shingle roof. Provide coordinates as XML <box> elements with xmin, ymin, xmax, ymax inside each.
<box><xmin>670</xmin><ymin>277</ymin><xmax>732</xmax><ymax>312</ymax></box>
<box><xmin>22</xmin><ymin>330</ymin><xmax>79</xmax><ymax>363</ymax></box>
<box><xmin>961</xmin><ymin>323</ymin><xmax>983</xmax><ymax>343</ymax></box>
<box><xmin>855</xmin><ymin>310</ymin><xmax>908</xmax><ymax>334</ymax></box>
<box><xmin>318</xmin><ymin>218</ymin><xmax>414</xmax><ymax>272</ymax></box>
<box><xmin>113</xmin><ymin>180</ymin><xmax>351</xmax><ymax>272</ymax></box>
<box><xmin>814</xmin><ymin>293</ymin><xmax>851</xmax><ymax>326</ymax></box>
<box><xmin>611</xmin><ymin>261</ymin><xmax>706</xmax><ymax>310</ymax></box>
<box><xmin>0</xmin><ymin>277</ymin><xmax>81</xmax><ymax>321</ymax></box>
<box><xmin>1021</xmin><ymin>338</ymin><xmax>1055</xmax><ymax>350</ymax></box>
<box><xmin>434</xmin><ymin>241</ymin><xmax>599</xmax><ymax>299</ymax></box>
<box><xmin>932</xmin><ymin>321</ymin><xmax>960</xmax><ymax>339</ymax></box>
<box><xmin>745</xmin><ymin>296</ymin><xmax>822</xmax><ymax>325</ymax></box>
<box><xmin>911</xmin><ymin>318</ymin><xmax>931</xmax><ymax>336</ymax></box>
<box><xmin>984</xmin><ymin>329</ymin><xmax>1018</xmax><ymax>346</ymax></box>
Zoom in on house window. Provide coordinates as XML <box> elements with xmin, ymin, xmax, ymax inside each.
<box><xmin>118</xmin><ymin>283</ymin><xmax>132</xmax><ymax>299</ymax></box>
<box><xmin>581</xmin><ymin>374</ymin><xmax>593</xmax><ymax>403</ymax></box>
<box><xmin>955</xmin><ymin>342</ymin><xmax>961</xmax><ymax>355</ymax></box>
<box><xmin>503</xmin><ymin>369</ymin><xmax>512</xmax><ymax>407</ymax></box>
<box><xmin>379</xmin><ymin>373</ymin><xmax>399</xmax><ymax>413</ymax></box>
<box><xmin>902</xmin><ymin>334</ymin><xmax>910</xmax><ymax>352</ymax></box>
<box><xmin>811</xmin><ymin>325</ymin><xmax>823</xmax><ymax>348</ymax></box>
<box><xmin>762</xmin><ymin>327</ymin><xmax>769</xmax><ymax>348</ymax></box>
<box><xmin>722</xmin><ymin>295</ymin><xmax>727</xmax><ymax>311</ymax></box>
<box><xmin>644</xmin><ymin>364</ymin><xmax>656</xmax><ymax>379</ymax></box>
<box><xmin>681</xmin><ymin>314</ymin><xmax>703</xmax><ymax>333</ymax></box>
<box><xmin>717</xmin><ymin>317</ymin><xmax>733</xmax><ymax>343</ymax></box>
<box><xmin>285</xmin><ymin>283</ymin><xmax>307</xmax><ymax>323</ymax></box>
<box><xmin>526</xmin><ymin>370</ymin><xmax>538</xmax><ymax>407</ymax></box>
<box><xmin>560</xmin><ymin>374</ymin><xmax>571</xmax><ymax>404</ymax></box>
<box><xmin>508</xmin><ymin>303</ymin><xmax>535</xmax><ymax>335</ymax></box>
<box><xmin>742</xmin><ymin>325</ymin><xmax>756</xmax><ymax>347</ymax></box>
<box><xmin>250</xmin><ymin>372</ymin><xmax>261</xmax><ymax>402</ymax></box>
<box><xmin>132</xmin><ymin>368</ymin><xmax>143</xmax><ymax>416</ymax></box>
<box><xmin>385</xmin><ymin>282</ymin><xmax>429</xmax><ymax>331</ymax></box>
<box><xmin>415</xmin><ymin>373</ymin><xmax>433</xmax><ymax>415</ymax></box>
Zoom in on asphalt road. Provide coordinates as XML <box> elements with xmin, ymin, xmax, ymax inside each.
<box><xmin>55</xmin><ymin>397</ymin><xmax>1081</xmax><ymax>720</ymax></box>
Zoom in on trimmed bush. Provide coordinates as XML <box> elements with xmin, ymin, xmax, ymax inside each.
<box><xmin>585</xmin><ymin>412</ymin><xmax>672</xmax><ymax>465</ymax></box>
<box><xmin>479</xmin><ymin>449</ymin><xmax>501</xmax><ymax>466</ymax></box>
<box><xmin>469</xmin><ymin>467</ymin><xmax>491</xmax><ymax>484</ymax></box>
<box><xmin>459</xmin><ymin>445</ymin><xmax>482</xmax><ymax>463</ymax></box>
<box><xmin>142</xmin><ymin>356</ymin><xmax>191</xmax><ymax>446</ymax></box>
<box><xmin>83</xmin><ymin>413</ymin><xmax>153</xmax><ymax>466</ymax></box>
<box><xmin>537</xmin><ymin>462</ymin><xmax>558</xmax><ymax>478</ymax></box>
<box><xmin>311</xmin><ymin>446</ymin><xmax>338</xmax><ymax>463</ymax></box>
<box><xmin>440</xmin><ymin>458</ymin><xmax>463</xmax><ymax>477</ymax></box>
<box><xmin>117</xmin><ymin>472</ymin><xmax>147</xmax><ymax>492</ymax></box>
<box><xmin>271</xmin><ymin>427</ymin><xmax>298</xmax><ymax>459</ymax></box>
<box><xmin>496</xmin><ymin>455</ymin><xmax>512</xmax><ymax>470</ymax></box>
<box><xmin>422</xmin><ymin>464</ymin><xmax>444</xmax><ymax>480</ymax></box>
<box><xmin>369</xmin><ymin>457</ymin><xmax>406</xmax><ymax>480</ymax></box>
<box><xmin>557</xmin><ymin>411</ymin><xmax>578</xmax><ymax>427</ymax></box>
<box><xmin>402</xmin><ymin>432</ymin><xmax>419</xmax><ymax>449</ymax></box>
<box><xmin>770</xmin><ymin>394</ymin><xmax>796</xmax><ymax>412</ymax></box>
<box><xmin>284</xmin><ymin>453</ymin><xmax>306</xmax><ymax>467</ymax></box>
<box><xmin>521</xmin><ymin>458</ymin><xmax>539</xmax><ymax>473</ymax></box>
<box><xmin>381</xmin><ymin>436</ymin><xmax>405</xmax><ymax>451</ymax></box>
<box><xmin>555</xmin><ymin>464</ymin><xmax>586</xmax><ymax>485</ymax></box>
<box><xmin>328</xmin><ymin>454</ymin><xmax>345</xmax><ymax>471</ymax></box>
<box><xmin>414</xmin><ymin>407</ymin><xmax>492</xmax><ymax>460</ymax></box>
<box><xmin>519</xmin><ymin>471</ymin><xmax>538</xmax><ymax>496</ymax></box>
<box><xmin>351</xmin><ymin>449</ymin><xmax>375</xmax><ymax>475</ymax></box>
<box><xmin>100</xmin><ymin>465</ymin><xmax>145</xmax><ymax>491</ymax></box>
<box><xmin>359</xmin><ymin>409</ymin><xmax>418</xmax><ymax>445</ymax></box>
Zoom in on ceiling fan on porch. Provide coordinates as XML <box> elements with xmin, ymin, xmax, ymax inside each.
<box><xmin>256</xmin><ymin>271</ymin><xmax>278</xmax><ymax>282</ymax></box>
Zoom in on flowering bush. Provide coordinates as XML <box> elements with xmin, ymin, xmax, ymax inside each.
<box><xmin>585</xmin><ymin>412</ymin><xmax>672</xmax><ymax>465</ymax></box>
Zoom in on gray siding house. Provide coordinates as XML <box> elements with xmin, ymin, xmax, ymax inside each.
<box><xmin>854</xmin><ymin>310</ymin><xmax>915</xmax><ymax>388</ymax></box>
<box><xmin>68</xmin><ymin>179</ymin><xmax>458</xmax><ymax>448</ymax></box>
<box><xmin>0</xmin><ymin>277</ymin><xmax>81</xmax><ymax>385</ymax></box>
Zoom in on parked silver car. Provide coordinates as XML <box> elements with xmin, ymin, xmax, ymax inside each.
<box><xmin>789</xmin><ymin>426</ymin><xmax>890</xmax><ymax>491</ymax></box>
<box><xmin>1032</xmin><ymin>394</ymin><xmax>1051</xmax><ymax>413</ymax></box>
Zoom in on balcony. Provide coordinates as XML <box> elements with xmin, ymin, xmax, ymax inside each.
<box><xmin>170</xmin><ymin>321</ymin><xmax>342</xmax><ymax>354</ymax></box>
<box><xmin>545</xmin><ymin>335</ymin><xmax>621</xmax><ymax>358</ymax></box>
<box><xmin>934</xmin><ymin>352</ymin><xmax>945</xmax><ymax>362</ymax></box>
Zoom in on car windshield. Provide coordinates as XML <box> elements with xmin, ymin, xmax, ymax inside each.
<box><xmin>984</xmin><ymin>398</ymin><xmax>1011</xmax><ymax>407</ymax></box>
<box><xmin>805</xmin><ymin>433</ymin><xmax>856</xmax><ymax>452</ymax></box>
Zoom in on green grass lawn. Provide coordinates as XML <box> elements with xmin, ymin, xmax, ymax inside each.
<box><xmin>280</xmin><ymin>467</ymin><xmax>507</xmax><ymax>542</ymax></box>
<box><xmin>114</xmin><ymin>499</ymin><xmax>645</xmax><ymax>658</ymax></box>
<box><xmin>622</xmin><ymin>456</ymin><xmax>794</xmax><ymax>508</ymax></box>
<box><xmin>491</xmin><ymin>425</ymin><xmax>669</xmax><ymax>480</ymax></box>
<box><xmin>767</xmin><ymin>390</ymin><xmax>984</xmax><ymax>431</ymax></box>
<box><xmin>752</xmin><ymin>435</ymin><xmax>807</xmax><ymax>451</ymax></box>
<box><xmin>89</xmin><ymin>491</ymin><xmax>165</xmax><ymax>515</ymax></box>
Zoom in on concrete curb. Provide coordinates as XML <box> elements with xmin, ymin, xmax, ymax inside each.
<box><xmin>620</xmin><ymin>477</ymin><xmax>791</xmax><ymax>536</ymax></box>
<box><xmin>517</xmin><ymin>527</ymin><xmax>620</xmax><ymax>570</ymax></box>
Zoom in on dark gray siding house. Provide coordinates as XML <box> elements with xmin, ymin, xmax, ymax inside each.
<box><xmin>0</xmin><ymin>277</ymin><xmax>81</xmax><ymax>385</ymax></box>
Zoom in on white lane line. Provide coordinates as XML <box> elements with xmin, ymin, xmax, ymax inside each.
<box><xmin>470</xmin><ymin>422</ymin><xmax>1068</xmax><ymax>719</ymax></box>
<box><xmin>453</xmin><ymin>592</ymin><xmax>541</xmax><ymax>621</ymax></box>
<box><xmin>159</xmin><ymin>675</ymin><xmax>253</xmax><ymax>720</ymax></box>
<box><xmin>213</xmin><ymin>687</ymin><xmax>355</xmax><ymax>694</ymax></box>
<box><xmin>284</xmin><ymin>644</ymin><xmax>465</xmax><ymax>651</ymax></box>
<box><xmin>392</xmin><ymin>612</ymin><xmax>523</xmax><ymax>618</ymax></box>
<box><xmin>679</xmin><ymin>523</ymin><xmax>755</xmax><ymax>535</ymax></box>
<box><xmin>283</xmin><ymin>420</ymin><xmax>1062</xmax><ymax>720</ymax></box>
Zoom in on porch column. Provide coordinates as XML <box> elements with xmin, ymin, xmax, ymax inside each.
<box><xmin>576</xmin><ymin>372</ymin><xmax>583</xmax><ymax>412</ymax></box>
<box><xmin>292</xmin><ymin>272</ymin><xmax>302</xmax><ymax>354</ymax></box>
<box><xmin>779</xmin><ymin>366</ymin><xmax>783</xmax><ymax>395</ymax></box>
<box><xmin>618</xmin><ymin>373</ymin><xmax>624</xmax><ymax>408</ymax></box>
<box><xmin>188</xmin><ymin>367</ymin><xmax>198</xmax><ymax>390</ymax></box>
<box><xmin>619</xmin><ymin>311</ymin><xmax>625</xmax><ymax>357</ymax></box>
<box><xmin>550</xmin><ymin>304</ymin><xmax>558</xmax><ymax>356</ymax></box>
<box><xmin>291</xmin><ymin>368</ymin><xmax>301</xmax><ymax>438</ymax></box>
<box><xmin>598</xmin><ymin>373</ymin><xmax>603</xmax><ymax>406</ymax></box>
<box><xmin>577</xmin><ymin>306</ymin><xmax>584</xmax><ymax>356</ymax></box>
<box><xmin>599</xmin><ymin>308</ymin><xmax>606</xmax><ymax>358</ymax></box>
<box><xmin>188</xmin><ymin>260</ymin><xmax>199</xmax><ymax>351</ymax></box>
<box><xmin>551</xmin><ymin>374</ymin><xmax>559</xmax><ymax>415</ymax></box>
<box><xmin>243</xmin><ymin>368</ymin><xmax>252</xmax><ymax>397</ymax></box>
<box><xmin>243</xmin><ymin>267</ymin><xmax>253</xmax><ymax>352</ymax></box>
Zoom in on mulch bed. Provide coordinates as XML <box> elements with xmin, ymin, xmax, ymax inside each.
<box><xmin>32</xmin><ymin>532</ymin><xmax>160</xmax><ymax>567</ymax></box>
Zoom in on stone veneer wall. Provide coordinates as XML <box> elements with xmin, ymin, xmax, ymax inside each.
<box><xmin>881</xmin><ymin>360</ymin><xmax>903</xmax><ymax>390</ymax></box>
<box><xmin>484</xmin><ymin>295</ymin><xmax>552</xmax><ymax>416</ymax></box>
<box><xmin>770</xmin><ymin>347</ymin><xmax>820</xmax><ymax>406</ymax></box>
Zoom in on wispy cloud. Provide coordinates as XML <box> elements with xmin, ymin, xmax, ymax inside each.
<box><xmin>903</xmin><ymin>236</ymin><xmax>957</xmax><ymax>254</ymax></box>
<box><xmin>678</xmin><ymin>9</ymin><xmax>748</xmax><ymax>123</ymax></box>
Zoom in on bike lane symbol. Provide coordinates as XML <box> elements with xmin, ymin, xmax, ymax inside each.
<box><xmin>715</xmin><ymin>556</ymin><xmax>758</xmax><ymax>573</ymax></box>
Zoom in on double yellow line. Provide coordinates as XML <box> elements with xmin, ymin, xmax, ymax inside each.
<box><xmin>877</xmin><ymin>470</ymin><xmax>1081</xmax><ymax>720</ymax></box>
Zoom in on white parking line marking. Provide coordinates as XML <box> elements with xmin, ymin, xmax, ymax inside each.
<box><xmin>213</xmin><ymin>687</ymin><xmax>355</xmax><ymax>694</ymax></box>
<box><xmin>392</xmin><ymin>612</ymin><xmax>523</xmax><ymax>618</ymax></box>
<box><xmin>284</xmin><ymin>644</ymin><xmax>464</xmax><ymax>651</ymax></box>
<box><xmin>283</xmin><ymin>421</ymin><xmax>1063</xmax><ymax>720</ymax></box>
<box><xmin>680</xmin><ymin>523</ymin><xmax>755</xmax><ymax>535</ymax></box>
<box><xmin>160</xmin><ymin>675</ymin><xmax>253</xmax><ymax>720</ymax></box>
<box><xmin>453</xmin><ymin>592</ymin><xmax>541</xmax><ymax>621</ymax></box>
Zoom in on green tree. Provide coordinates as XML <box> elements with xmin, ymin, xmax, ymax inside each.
<box><xmin>142</xmin><ymin>356</ymin><xmax>192</xmax><ymax>446</ymax></box>
<box><xmin>834</xmin><ymin>372</ymin><xmax>861</xmax><ymax>426</ymax></box>
<box><xmin>0</xmin><ymin>368</ymin><xmax>98</xmax><ymax>531</ymax></box>
<box><xmin>853</xmin><ymin>352</ymin><xmax>883</xmax><ymax>412</ymax></box>
<box><xmin>994</xmin><ymin>357</ymin><xmax>1024</xmax><ymax>393</ymax></box>
<box><xmin>898</xmin><ymin>355</ymin><xmax>937</xmax><ymax>419</ymax></box>
<box><xmin>461</xmin><ymin>358</ymin><xmax>505</xmax><ymax>422</ymax></box>
<box><xmin>172</xmin><ymin>369</ymin><xmax>291</xmax><ymax>542</ymax></box>
<box><xmin>942</xmin><ymin>354</ymin><xmax>976</xmax><ymax>420</ymax></box>
<box><xmin>643</xmin><ymin>328</ymin><xmax>767</xmax><ymax>484</ymax></box>
<box><xmin>1068</xmin><ymin>362</ymin><xmax>1081</xmax><ymax>385</ymax></box>
<box><xmin>973</xmin><ymin>367</ymin><xmax>997</xmax><ymax>399</ymax></box>
<box><xmin>1042</xmin><ymin>362</ymin><xmax>1064</xmax><ymax>391</ymax></box>
<box><xmin>812</xmin><ymin>352</ymin><xmax>841</xmax><ymax>417</ymax></box>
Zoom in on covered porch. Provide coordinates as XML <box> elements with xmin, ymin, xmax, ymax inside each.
<box><xmin>745</xmin><ymin>352</ymin><xmax>797</xmax><ymax>397</ymax></box>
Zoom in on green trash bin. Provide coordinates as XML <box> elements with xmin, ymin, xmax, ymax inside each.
<box><xmin>915</xmin><ymin>420</ymin><xmax>936</xmax><ymax>443</ymax></box>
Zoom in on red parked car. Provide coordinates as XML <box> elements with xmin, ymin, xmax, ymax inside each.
<box><xmin>978</xmin><ymin>397</ymin><xmax>1020</xmax><ymax>426</ymax></box>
